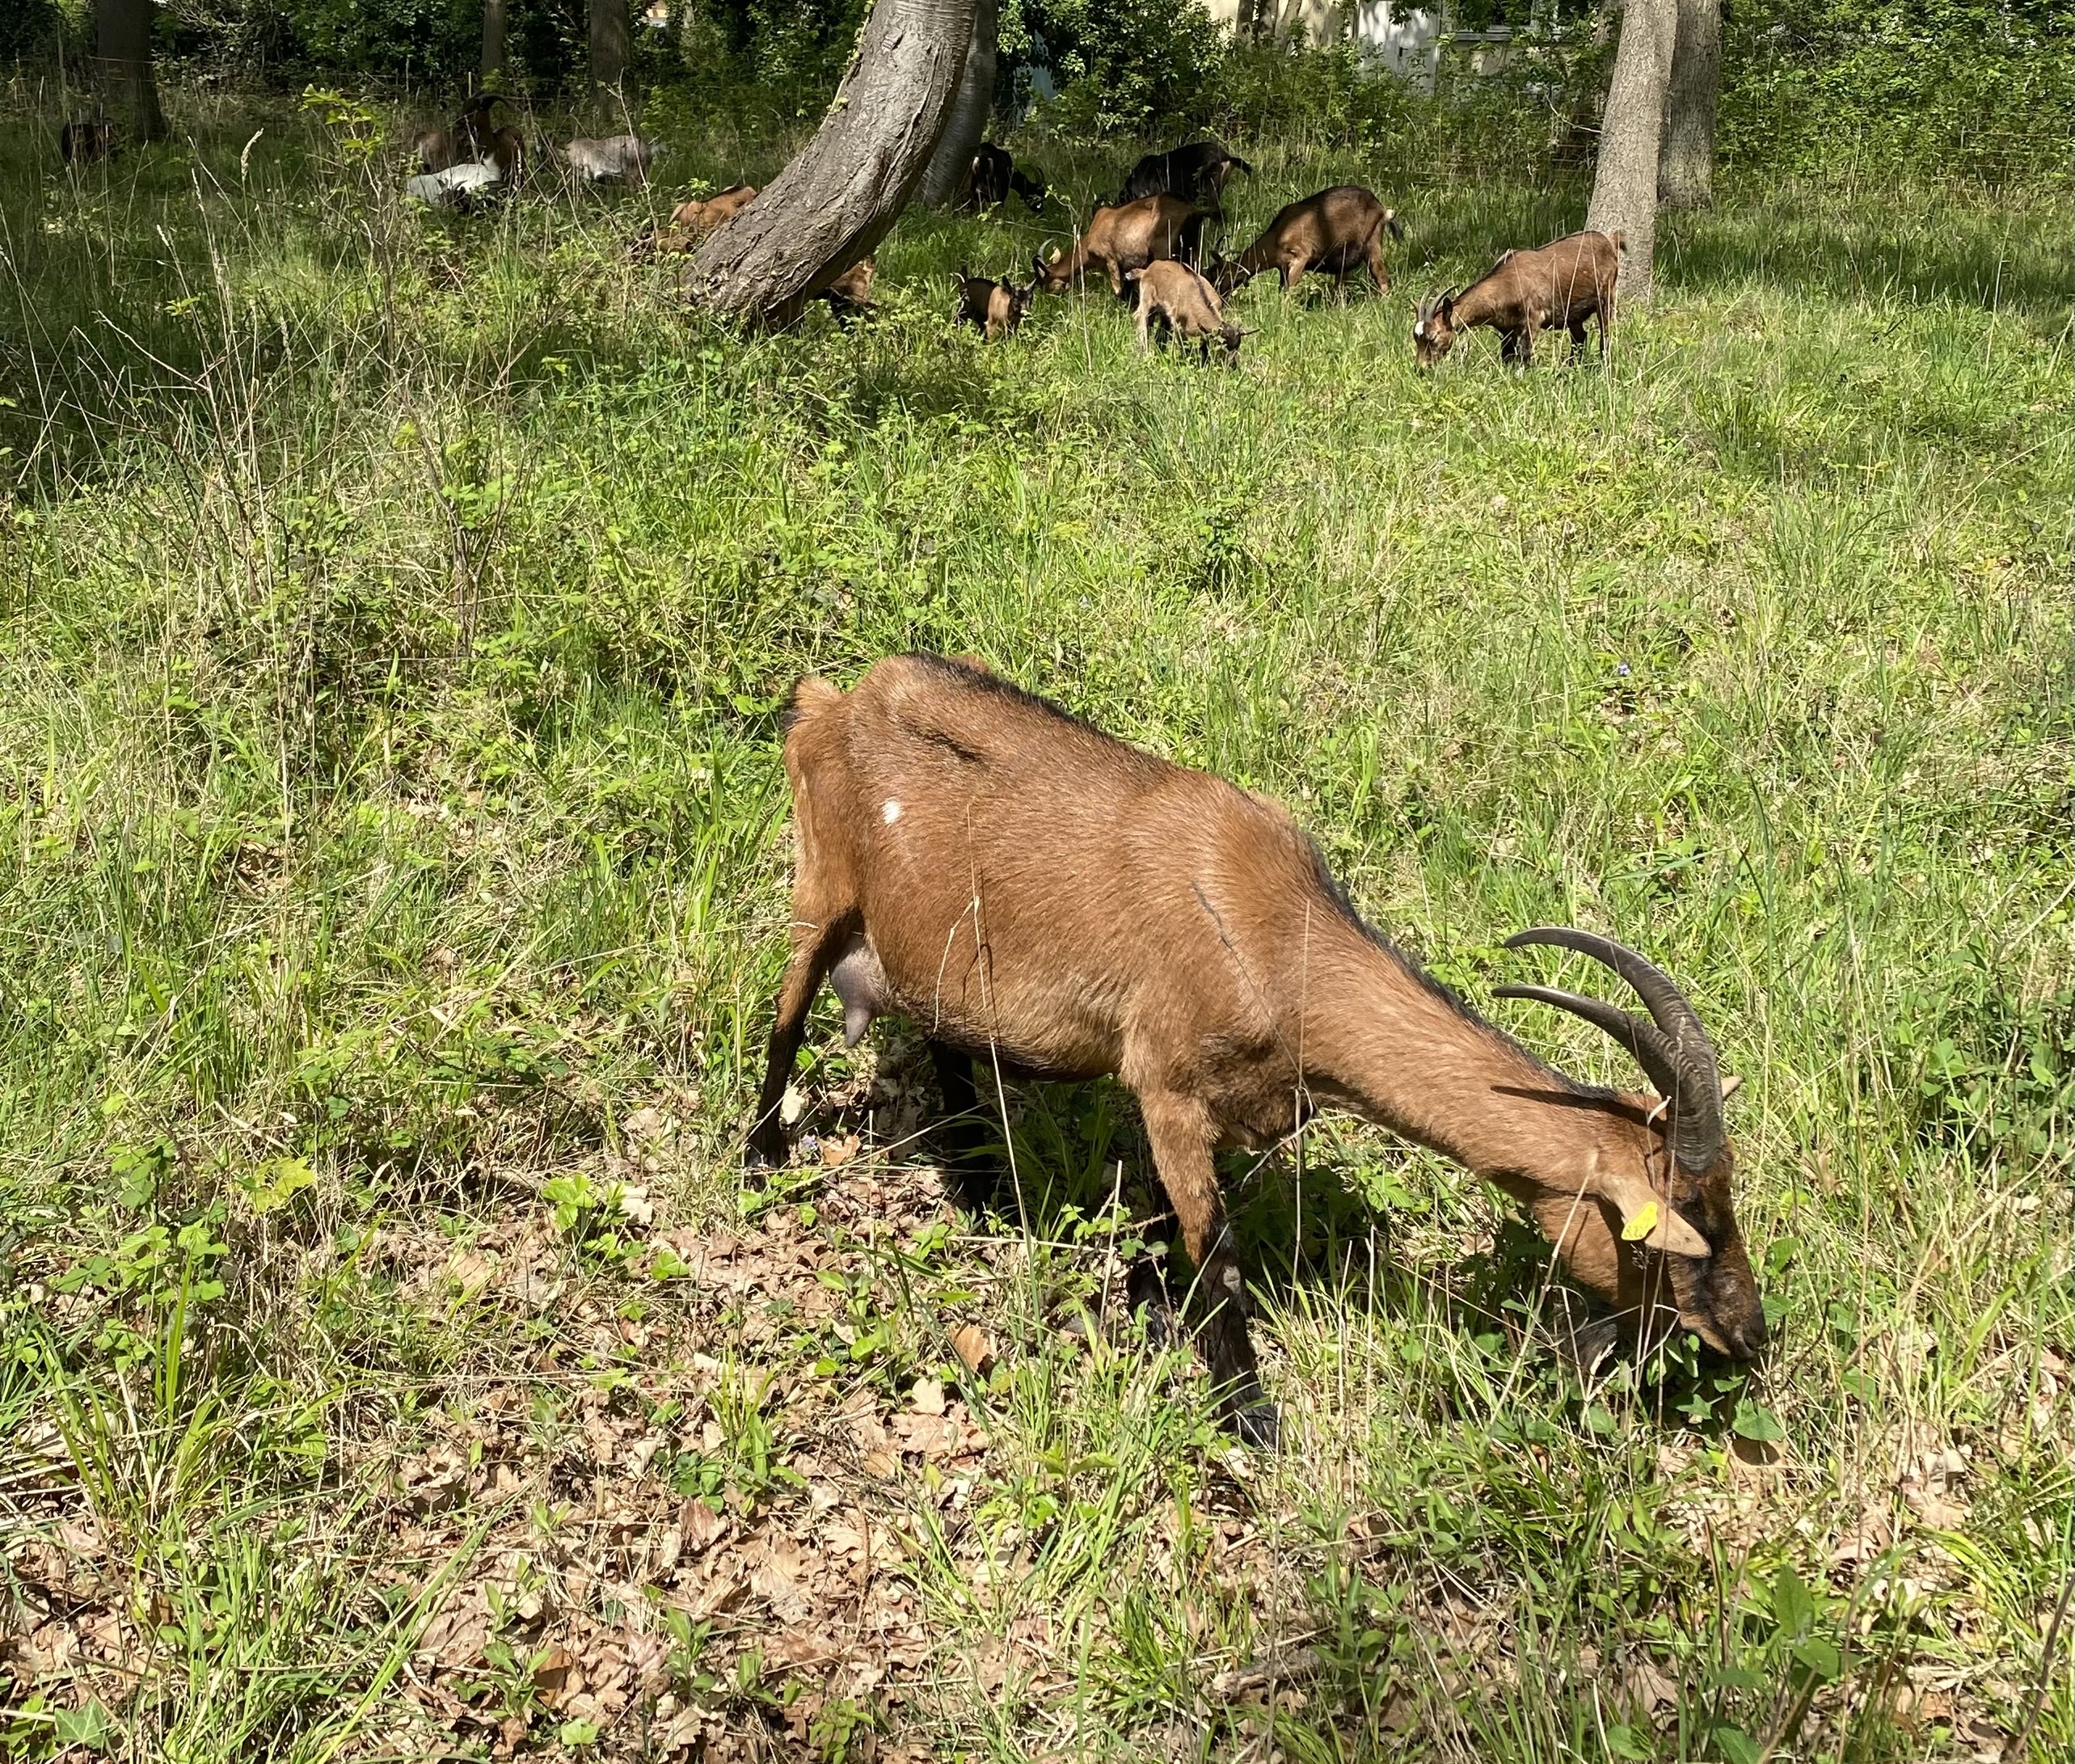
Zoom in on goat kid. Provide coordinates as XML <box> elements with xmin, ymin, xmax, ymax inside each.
<box><xmin>954</xmin><ymin>271</ymin><xmax>1035</xmax><ymax>341</ymax></box>
<box><xmin>1032</xmin><ymin>196</ymin><xmax>1206</xmax><ymax>301</ymax></box>
<box><xmin>1126</xmin><ymin>262</ymin><xmax>1246</xmax><ymax>363</ymax></box>
<box><xmin>559</xmin><ymin>134</ymin><xmax>656</xmax><ymax>184</ymax></box>
<box><xmin>671</xmin><ymin>183</ymin><xmax>757</xmax><ymax>238</ymax></box>
<box><xmin>1117</xmin><ymin>140</ymin><xmax>1253</xmax><ymax>213</ymax></box>
<box><xmin>1415</xmin><ymin>230</ymin><xmax>1621</xmax><ymax>369</ymax></box>
<box><xmin>749</xmin><ymin>654</ymin><xmax>1768</xmax><ymax>1448</ymax></box>
<box><xmin>821</xmin><ymin>259</ymin><xmax>877</xmax><ymax>327</ymax></box>
<box><xmin>1211</xmin><ymin>186</ymin><xmax>1402</xmax><ymax>300</ymax></box>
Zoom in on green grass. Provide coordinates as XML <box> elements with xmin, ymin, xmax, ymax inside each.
<box><xmin>1</xmin><ymin>83</ymin><xmax>2069</xmax><ymax>1764</ymax></box>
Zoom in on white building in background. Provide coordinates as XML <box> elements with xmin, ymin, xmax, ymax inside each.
<box><xmin>1200</xmin><ymin>2</ymin><xmax>1447</xmax><ymax>87</ymax></box>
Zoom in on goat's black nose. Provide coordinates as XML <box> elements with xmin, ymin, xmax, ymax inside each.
<box><xmin>1731</xmin><ymin>1307</ymin><xmax>1771</xmax><ymax>1357</ymax></box>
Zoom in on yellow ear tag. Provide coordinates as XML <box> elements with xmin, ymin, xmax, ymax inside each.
<box><xmin>1622</xmin><ymin>1201</ymin><xmax>1660</xmax><ymax>1243</ymax></box>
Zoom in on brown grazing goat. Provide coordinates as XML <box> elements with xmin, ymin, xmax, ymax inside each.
<box><xmin>1127</xmin><ymin>262</ymin><xmax>1245</xmax><ymax>363</ymax></box>
<box><xmin>1211</xmin><ymin>186</ymin><xmax>1402</xmax><ymax>299</ymax></box>
<box><xmin>1415</xmin><ymin>230</ymin><xmax>1621</xmax><ymax>368</ymax></box>
<box><xmin>672</xmin><ymin>183</ymin><xmax>757</xmax><ymax>238</ymax></box>
<box><xmin>1032</xmin><ymin>196</ymin><xmax>1206</xmax><ymax>300</ymax></box>
<box><xmin>954</xmin><ymin>271</ymin><xmax>1035</xmax><ymax>340</ymax></box>
<box><xmin>749</xmin><ymin>654</ymin><xmax>1768</xmax><ymax>1447</ymax></box>
<box><xmin>417</xmin><ymin>93</ymin><xmax>520</xmax><ymax>176</ymax></box>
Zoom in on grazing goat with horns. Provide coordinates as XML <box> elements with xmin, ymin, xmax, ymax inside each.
<box><xmin>749</xmin><ymin>655</ymin><xmax>1767</xmax><ymax>1446</ymax></box>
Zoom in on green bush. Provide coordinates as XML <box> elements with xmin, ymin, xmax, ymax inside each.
<box><xmin>1002</xmin><ymin>0</ymin><xmax>1229</xmax><ymax>136</ymax></box>
<box><xmin>1721</xmin><ymin>0</ymin><xmax>2075</xmax><ymax>181</ymax></box>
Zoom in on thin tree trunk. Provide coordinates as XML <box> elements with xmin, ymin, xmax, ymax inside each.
<box><xmin>482</xmin><ymin>0</ymin><xmax>510</xmax><ymax>83</ymax></box>
<box><xmin>1584</xmin><ymin>0</ymin><xmax>1676</xmax><ymax>306</ymax></box>
<box><xmin>95</xmin><ymin>0</ymin><xmax>165</xmax><ymax>142</ymax></box>
<box><xmin>591</xmin><ymin>0</ymin><xmax>631</xmax><ymax>89</ymax></box>
<box><xmin>919</xmin><ymin>0</ymin><xmax>997</xmax><ymax>207</ymax></box>
<box><xmin>687</xmin><ymin>0</ymin><xmax>977</xmax><ymax>328</ymax></box>
<box><xmin>1657</xmin><ymin>0</ymin><xmax>1720</xmax><ymax>209</ymax></box>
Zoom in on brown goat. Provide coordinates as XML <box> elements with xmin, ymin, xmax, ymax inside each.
<box><xmin>821</xmin><ymin>259</ymin><xmax>876</xmax><ymax>327</ymax></box>
<box><xmin>749</xmin><ymin>654</ymin><xmax>1768</xmax><ymax>1447</ymax></box>
<box><xmin>1415</xmin><ymin>230</ymin><xmax>1622</xmax><ymax>368</ymax></box>
<box><xmin>954</xmin><ymin>271</ymin><xmax>1035</xmax><ymax>340</ymax></box>
<box><xmin>1126</xmin><ymin>262</ymin><xmax>1245</xmax><ymax>363</ymax></box>
<box><xmin>1211</xmin><ymin>185</ymin><xmax>1402</xmax><ymax>299</ymax></box>
<box><xmin>672</xmin><ymin>183</ymin><xmax>758</xmax><ymax>238</ymax></box>
<box><xmin>1032</xmin><ymin>196</ymin><xmax>1206</xmax><ymax>301</ymax></box>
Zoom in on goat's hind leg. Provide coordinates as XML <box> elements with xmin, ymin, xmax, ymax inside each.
<box><xmin>928</xmin><ymin>1040</ymin><xmax>1006</xmax><ymax>1213</ymax></box>
<box><xmin>747</xmin><ymin>913</ymin><xmax>855</xmax><ymax>1168</ymax></box>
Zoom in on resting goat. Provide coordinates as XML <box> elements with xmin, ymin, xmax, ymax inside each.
<box><xmin>559</xmin><ymin>134</ymin><xmax>657</xmax><ymax>185</ymax></box>
<box><xmin>954</xmin><ymin>271</ymin><xmax>1035</xmax><ymax>341</ymax></box>
<box><xmin>749</xmin><ymin>654</ymin><xmax>1768</xmax><ymax>1447</ymax></box>
<box><xmin>418</xmin><ymin>94</ymin><xmax>522</xmax><ymax>179</ymax></box>
<box><xmin>1415</xmin><ymin>230</ymin><xmax>1621</xmax><ymax>368</ymax></box>
<box><xmin>1033</xmin><ymin>196</ymin><xmax>1206</xmax><ymax>301</ymax></box>
<box><xmin>1211</xmin><ymin>186</ymin><xmax>1402</xmax><ymax>300</ymax></box>
<box><xmin>671</xmin><ymin>183</ymin><xmax>757</xmax><ymax>238</ymax></box>
<box><xmin>1126</xmin><ymin>262</ymin><xmax>1245</xmax><ymax>363</ymax></box>
<box><xmin>965</xmin><ymin>142</ymin><xmax>1047</xmax><ymax>214</ymax></box>
<box><xmin>1117</xmin><ymin>141</ymin><xmax>1253</xmax><ymax>213</ymax></box>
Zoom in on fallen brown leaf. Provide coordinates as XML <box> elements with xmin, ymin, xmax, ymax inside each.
<box><xmin>949</xmin><ymin>1323</ymin><xmax>997</xmax><ymax>1376</ymax></box>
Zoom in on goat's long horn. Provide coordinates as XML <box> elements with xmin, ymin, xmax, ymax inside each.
<box><xmin>1491</xmin><ymin>985</ymin><xmax>1682</xmax><ymax>1105</ymax></box>
<box><xmin>1503</xmin><ymin>928</ymin><xmax>1725</xmax><ymax>1171</ymax></box>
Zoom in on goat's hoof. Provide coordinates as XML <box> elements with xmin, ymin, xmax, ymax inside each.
<box><xmin>1233</xmin><ymin>1400</ymin><xmax>1281</xmax><ymax>1452</ymax></box>
<box><xmin>744</xmin><ymin>1133</ymin><xmax>787</xmax><ymax>1173</ymax></box>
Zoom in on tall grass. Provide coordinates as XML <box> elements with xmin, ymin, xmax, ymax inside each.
<box><xmin>1</xmin><ymin>82</ymin><xmax>2069</xmax><ymax>1763</ymax></box>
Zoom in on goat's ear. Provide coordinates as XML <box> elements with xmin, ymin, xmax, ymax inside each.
<box><xmin>1587</xmin><ymin>1156</ymin><xmax>1710</xmax><ymax>1259</ymax></box>
<box><xmin>1720</xmin><ymin>1073</ymin><xmax>1744</xmax><ymax>1103</ymax></box>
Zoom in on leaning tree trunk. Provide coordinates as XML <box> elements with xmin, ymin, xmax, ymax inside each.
<box><xmin>688</xmin><ymin>0</ymin><xmax>977</xmax><ymax>328</ymax></box>
<box><xmin>1657</xmin><ymin>0</ymin><xmax>1720</xmax><ymax>209</ymax></box>
<box><xmin>1584</xmin><ymin>0</ymin><xmax>1676</xmax><ymax>306</ymax></box>
<box><xmin>919</xmin><ymin>0</ymin><xmax>997</xmax><ymax>207</ymax></box>
<box><xmin>590</xmin><ymin>0</ymin><xmax>631</xmax><ymax>89</ymax></box>
<box><xmin>482</xmin><ymin>0</ymin><xmax>509</xmax><ymax>83</ymax></box>
<box><xmin>95</xmin><ymin>0</ymin><xmax>166</xmax><ymax>142</ymax></box>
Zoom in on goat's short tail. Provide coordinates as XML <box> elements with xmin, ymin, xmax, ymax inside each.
<box><xmin>1611</xmin><ymin>229</ymin><xmax>1626</xmax><ymax>253</ymax></box>
<box><xmin>782</xmin><ymin>675</ymin><xmax>842</xmax><ymax>737</ymax></box>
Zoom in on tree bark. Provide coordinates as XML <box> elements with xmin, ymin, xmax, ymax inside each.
<box><xmin>1584</xmin><ymin>0</ymin><xmax>1676</xmax><ymax>306</ymax></box>
<box><xmin>919</xmin><ymin>0</ymin><xmax>997</xmax><ymax>207</ymax></box>
<box><xmin>1657</xmin><ymin>0</ymin><xmax>1720</xmax><ymax>209</ymax></box>
<box><xmin>590</xmin><ymin>0</ymin><xmax>631</xmax><ymax>89</ymax></box>
<box><xmin>688</xmin><ymin>0</ymin><xmax>977</xmax><ymax>328</ymax></box>
<box><xmin>482</xmin><ymin>0</ymin><xmax>510</xmax><ymax>83</ymax></box>
<box><xmin>95</xmin><ymin>0</ymin><xmax>166</xmax><ymax>142</ymax></box>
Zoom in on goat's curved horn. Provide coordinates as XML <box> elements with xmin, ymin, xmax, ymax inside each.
<box><xmin>1503</xmin><ymin>928</ymin><xmax>1725</xmax><ymax>1171</ymax></box>
<box><xmin>1490</xmin><ymin>984</ymin><xmax>1683</xmax><ymax>1104</ymax></box>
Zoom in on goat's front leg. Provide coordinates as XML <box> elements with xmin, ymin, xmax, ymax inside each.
<box><xmin>1139</xmin><ymin>1091</ymin><xmax>1275</xmax><ymax>1447</ymax></box>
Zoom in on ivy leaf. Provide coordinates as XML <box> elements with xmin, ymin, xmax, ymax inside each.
<box><xmin>1734</xmin><ymin>1401</ymin><xmax>1786</xmax><ymax>1442</ymax></box>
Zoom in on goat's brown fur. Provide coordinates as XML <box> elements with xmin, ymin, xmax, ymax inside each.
<box><xmin>1033</xmin><ymin>196</ymin><xmax>1206</xmax><ymax>301</ymax></box>
<box><xmin>1127</xmin><ymin>262</ymin><xmax>1243</xmax><ymax>363</ymax></box>
<box><xmin>750</xmin><ymin>655</ymin><xmax>1767</xmax><ymax>1445</ymax></box>
<box><xmin>1212</xmin><ymin>185</ymin><xmax>1402</xmax><ymax>299</ymax></box>
<box><xmin>954</xmin><ymin>272</ymin><xmax>1034</xmax><ymax>340</ymax></box>
<box><xmin>1415</xmin><ymin>230</ymin><xmax>1621</xmax><ymax>368</ymax></box>
<box><xmin>671</xmin><ymin>183</ymin><xmax>758</xmax><ymax>238</ymax></box>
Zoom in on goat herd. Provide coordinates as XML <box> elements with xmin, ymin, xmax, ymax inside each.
<box><xmin>397</xmin><ymin>95</ymin><xmax>1622</xmax><ymax>370</ymax></box>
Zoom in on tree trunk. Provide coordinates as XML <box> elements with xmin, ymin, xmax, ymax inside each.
<box><xmin>687</xmin><ymin>0</ymin><xmax>977</xmax><ymax>328</ymax></box>
<box><xmin>482</xmin><ymin>0</ymin><xmax>510</xmax><ymax>83</ymax></box>
<box><xmin>590</xmin><ymin>0</ymin><xmax>631</xmax><ymax>89</ymax></box>
<box><xmin>95</xmin><ymin>0</ymin><xmax>166</xmax><ymax>142</ymax></box>
<box><xmin>919</xmin><ymin>0</ymin><xmax>997</xmax><ymax>207</ymax></box>
<box><xmin>1657</xmin><ymin>0</ymin><xmax>1720</xmax><ymax>209</ymax></box>
<box><xmin>1584</xmin><ymin>0</ymin><xmax>1676</xmax><ymax>306</ymax></box>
